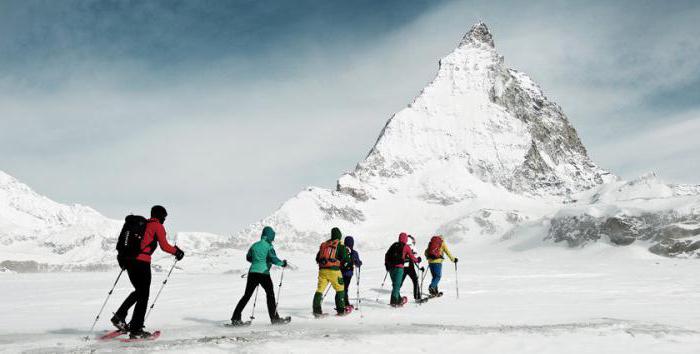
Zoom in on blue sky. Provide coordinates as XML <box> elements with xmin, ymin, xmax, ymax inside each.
<box><xmin>1</xmin><ymin>0</ymin><xmax>699</xmax><ymax>234</ymax></box>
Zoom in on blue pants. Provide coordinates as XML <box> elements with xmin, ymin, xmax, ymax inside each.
<box><xmin>428</xmin><ymin>263</ymin><xmax>442</xmax><ymax>290</ymax></box>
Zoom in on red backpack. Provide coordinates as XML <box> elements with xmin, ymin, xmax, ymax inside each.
<box><xmin>318</xmin><ymin>239</ymin><xmax>340</xmax><ymax>268</ymax></box>
<box><xmin>427</xmin><ymin>236</ymin><xmax>443</xmax><ymax>260</ymax></box>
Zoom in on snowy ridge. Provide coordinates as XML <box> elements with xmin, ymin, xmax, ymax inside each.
<box><xmin>0</xmin><ymin>170</ymin><xmax>121</xmax><ymax>271</ymax></box>
<box><xmin>540</xmin><ymin>173</ymin><xmax>700</xmax><ymax>256</ymax></box>
<box><xmin>236</xmin><ymin>23</ymin><xmax>700</xmax><ymax>257</ymax></box>
<box><xmin>0</xmin><ymin>170</ymin><xmax>239</xmax><ymax>272</ymax></box>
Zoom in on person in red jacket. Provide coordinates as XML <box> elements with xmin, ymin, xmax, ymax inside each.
<box><xmin>112</xmin><ymin>205</ymin><xmax>184</xmax><ymax>339</ymax></box>
<box><xmin>384</xmin><ymin>232</ymin><xmax>421</xmax><ymax>307</ymax></box>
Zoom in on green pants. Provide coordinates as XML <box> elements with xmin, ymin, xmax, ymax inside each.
<box><xmin>389</xmin><ymin>268</ymin><xmax>404</xmax><ymax>305</ymax></box>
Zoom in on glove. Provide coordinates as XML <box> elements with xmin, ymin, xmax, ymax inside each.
<box><xmin>282</xmin><ymin>260</ymin><xmax>288</xmax><ymax>268</ymax></box>
<box><xmin>117</xmin><ymin>256</ymin><xmax>127</xmax><ymax>270</ymax></box>
<box><xmin>454</xmin><ymin>258</ymin><xmax>459</xmax><ymax>263</ymax></box>
<box><xmin>174</xmin><ymin>246</ymin><xmax>185</xmax><ymax>261</ymax></box>
<box><xmin>420</xmin><ymin>267</ymin><xmax>425</xmax><ymax>272</ymax></box>
<box><xmin>416</xmin><ymin>257</ymin><xmax>422</xmax><ymax>263</ymax></box>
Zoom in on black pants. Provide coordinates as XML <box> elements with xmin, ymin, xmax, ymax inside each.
<box><xmin>401</xmin><ymin>264</ymin><xmax>421</xmax><ymax>300</ymax></box>
<box><xmin>232</xmin><ymin>272</ymin><xmax>277</xmax><ymax>322</ymax></box>
<box><xmin>342</xmin><ymin>274</ymin><xmax>353</xmax><ymax>307</ymax></box>
<box><xmin>115</xmin><ymin>260</ymin><xmax>151</xmax><ymax>331</ymax></box>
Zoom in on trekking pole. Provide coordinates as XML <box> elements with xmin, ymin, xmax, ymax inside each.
<box><xmin>322</xmin><ymin>283</ymin><xmax>331</xmax><ymax>299</ymax></box>
<box><xmin>275</xmin><ymin>266</ymin><xmax>286</xmax><ymax>310</ymax></box>
<box><xmin>249</xmin><ymin>286</ymin><xmax>260</xmax><ymax>321</ymax></box>
<box><xmin>145</xmin><ymin>259</ymin><xmax>178</xmax><ymax>322</ymax></box>
<box><xmin>85</xmin><ymin>269</ymin><xmax>124</xmax><ymax>340</ymax></box>
<box><xmin>375</xmin><ymin>271</ymin><xmax>388</xmax><ymax>302</ymax></box>
<box><xmin>455</xmin><ymin>262</ymin><xmax>460</xmax><ymax>299</ymax></box>
<box><xmin>356</xmin><ymin>267</ymin><xmax>361</xmax><ymax>310</ymax></box>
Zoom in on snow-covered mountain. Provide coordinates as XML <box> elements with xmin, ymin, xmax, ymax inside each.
<box><xmin>2</xmin><ymin>23</ymin><xmax>699</xmax><ymax>272</ymax></box>
<box><xmin>0</xmin><ymin>170</ymin><xmax>121</xmax><ymax>271</ymax></box>
<box><xmin>235</xmin><ymin>23</ymin><xmax>700</xmax><ymax>257</ymax></box>
<box><xmin>0</xmin><ymin>170</ymin><xmax>242</xmax><ymax>272</ymax></box>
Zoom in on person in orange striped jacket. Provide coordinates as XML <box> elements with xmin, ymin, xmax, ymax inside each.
<box><xmin>313</xmin><ymin>227</ymin><xmax>352</xmax><ymax>316</ymax></box>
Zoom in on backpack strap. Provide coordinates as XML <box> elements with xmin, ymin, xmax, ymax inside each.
<box><xmin>140</xmin><ymin>220</ymin><xmax>159</xmax><ymax>256</ymax></box>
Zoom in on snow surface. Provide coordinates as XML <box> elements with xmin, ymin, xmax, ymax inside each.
<box><xmin>1</xmin><ymin>241</ymin><xmax>699</xmax><ymax>353</ymax></box>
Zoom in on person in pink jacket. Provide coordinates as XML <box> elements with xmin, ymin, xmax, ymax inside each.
<box><xmin>384</xmin><ymin>232</ymin><xmax>421</xmax><ymax>307</ymax></box>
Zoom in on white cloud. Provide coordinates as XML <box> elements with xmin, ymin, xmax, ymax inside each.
<box><xmin>592</xmin><ymin>110</ymin><xmax>700</xmax><ymax>183</ymax></box>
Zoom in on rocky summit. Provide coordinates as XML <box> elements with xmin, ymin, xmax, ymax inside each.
<box><xmin>236</xmin><ymin>23</ymin><xmax>700</xmax><ymax>257</ymax></box>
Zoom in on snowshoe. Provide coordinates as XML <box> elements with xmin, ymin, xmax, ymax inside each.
<box><xmin>122</xmin><ymin>330</ymin><xmax>160</xmax><ymax>342</ymax></box>
<box><xmin>428</xmin><ymin>292</ymin><xmax>443</xmax><ymax>298</ymax></box>
<box><xmin>98</xmin><ymin>329</ymin><xmax>127</xmax><ymax>341</ymax></box>
<box><xmin>271</xmin><ymin>316</ymin><xmax>292</xmax><ymax>325</ymax></box>
<box><xmin>337</xmin><ymin>305</ymin><xmax>353</xmax><ymax>316</ymax></box>
<box><xmin>313</xmin><ymin>312</ymin><xmax>329</xmax><ymax>319</ymax></box>
<box><xmin>401</xmin><ymin>296</ymin><xmax>408</xmax><ymax>305</ymax></box>
<box><xmin>110</xmin><ymin>314</ymin><xmax>129</xmax><ymax>332</ymax></box>
<box><xmin>416</xmin><ymin>297</ymin><xmax>430</xmax><ymax>304</ymax></box>
<box><xmin>227</xmin><ymin>319</ymin><xmax>252</xmax><ymax>327</ymax></box>
<box><xmin>428</xmin><ymin>288</ymin><xmax>443</xmax><ymax>298</ymax></box>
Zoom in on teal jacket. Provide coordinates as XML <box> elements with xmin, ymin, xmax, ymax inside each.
<box><xmin>247</xmin><ymin>226</ymin><xmax>284</xmax><ymax>274</ymax></box>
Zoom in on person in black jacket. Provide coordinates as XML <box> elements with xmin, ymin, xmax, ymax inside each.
<box><xmin>340</xmin><ymin>236</ymin><xmax>363</xmax><ymax>308</ymax></box>
<box><xmin>401</xmin><ymin>235</ymin><xmax>423</xmax><ymax>300</ymax></box>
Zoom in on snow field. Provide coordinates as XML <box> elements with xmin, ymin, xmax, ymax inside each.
<box><xmin>1</xmin><ymin>241</ymin><xmax>699</xmax><ymax>353</ymax></box>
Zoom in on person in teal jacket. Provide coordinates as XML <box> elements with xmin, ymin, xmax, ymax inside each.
<box><xmin>231</xmin><ymin>226</ymin><xmax>288</xmax><ymax>325</ymax></box>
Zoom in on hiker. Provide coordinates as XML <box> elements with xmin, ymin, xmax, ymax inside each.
<box><xmin>231</xmin><ymin>226</ymin><xmax>290</xmax><ymax>326</ymax></box>
<box><xmin>112</xmin><ymin>205</ymin><xmax>185</xmax><ymax>339</ymax></box>
<box><xmin>384</xmin><ymin>232</ymin><xmax>421</xmax><ymax>307</ymax></box>
<box><xmin>340</xmin><ymin>235</ymin><xmax>363</xmax><ymax>308</ymax></box>
<box><xmin>401</xmin><ymin>235</ymin><xmax>423</xmax><ymax>301</ymax></box>
<box><xmin>425</xmin><ymin>235</ymin><xmax>458</xmax><ymax>297</ymax></box>
<box><xmin>313</xmin><ymin>227</ymin><xmax>352</xmax><ymax>316</ymax></box>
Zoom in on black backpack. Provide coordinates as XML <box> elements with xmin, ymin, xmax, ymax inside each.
<box><xmin>116</xmin><ymin>215</ymin><xmax>148</xmax><ymax>259</ymax></box>
<box><xmin>385</xmin><ymin>242</ymin><xmax>404</xmax><ymax>267</ymax></box>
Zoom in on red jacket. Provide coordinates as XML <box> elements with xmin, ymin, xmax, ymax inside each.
<box><xmin>136</xmin><ymin>218</ymin><xmax>177</xmax><ymax>263</ymax></box>
<box><xmin>394</xmin><ymin>232</ymin><xmax>419</xmax><ymax>268</ymax></box>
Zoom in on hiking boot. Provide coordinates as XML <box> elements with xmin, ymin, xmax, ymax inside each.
<box><xmin>230</xmin><ymin>319</ymin><xmax>247</xmax><ymax>326</ymax></box>
<box><xmin>129</xmin><ymin>329</ymin><xmax>152</xmax><ymax>339</ymax></box>
<box><xmin>110</xmin><ymin>314</ymin><xmax>129</xmax><ymax>332</ymax></box>
<box><xmin>428</xmin><ymin>287</ymin><xmax>438</xmax><ymax>296</ymax></box>
<box><xmin>271</xmin><ymin>316</ymin><xmax>291</xmax><ymax>325</ymax></box>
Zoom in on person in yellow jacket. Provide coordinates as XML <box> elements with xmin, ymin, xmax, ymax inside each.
<box><xmin>424</xmin><ymin>235</ymin><xmax>458</xmax><ymax>297</ymax></box>
<box><xmin>313</xmin><ymin>227</ymin><xmax>352</xmax><ymax>316</ymax></box>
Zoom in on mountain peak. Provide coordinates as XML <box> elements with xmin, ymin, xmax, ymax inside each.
<box><xmin>460</xmin><ymin>22</ymin><xmax>494</xmax><ymax>48</ymax></box>
<box><xmin>235</xmin><ymin>23</ymin><xmax>614</xmax><ymax>248</ymax></box>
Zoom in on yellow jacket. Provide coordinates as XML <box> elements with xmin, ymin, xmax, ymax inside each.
<box><xmin>425</xmin><ymin>239</ymin><xmax>455</xmax><ymax>264</ymax></box>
